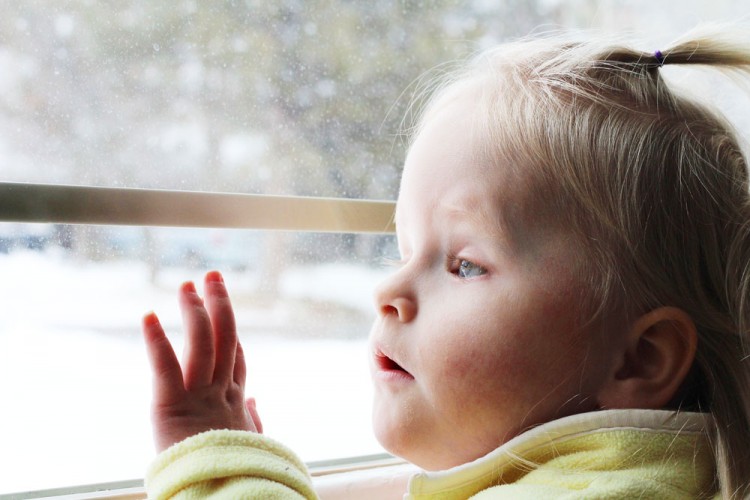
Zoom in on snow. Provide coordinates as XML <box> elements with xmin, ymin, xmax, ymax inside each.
<box><xmin>0</xmin><ymin>250</ymin><xmax>389</xmax><ymax>494</ymax></box>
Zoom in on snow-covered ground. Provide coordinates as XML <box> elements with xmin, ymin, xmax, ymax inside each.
<box><xmin>0</xmin><ymin>250</ymin><xmax>389</xmax><ymax>494</ymax></box>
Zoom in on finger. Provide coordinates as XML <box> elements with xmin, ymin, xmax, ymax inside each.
<box><xmin>204</xmin><ymin>271</ymin><xmax>237</xmax><ymax>384</ymax></box>
<box><xmin>179</xmin><ymin>280</ymin><xmax>215</xmax><ymax>389</ymax></box>
<box><xmin>142</xmin><ymin>311</ymin><xmax>185</xmax><ymax>403</ymax></box>
<box><xmin>233</xmin><ymin>339</ymin><xmax>247</xmax><ymax>389</ymax></box>
<box><xmin>246</xmin><ymin>397</ymin><xmax>264</xmax><ymax>434</ymax></box>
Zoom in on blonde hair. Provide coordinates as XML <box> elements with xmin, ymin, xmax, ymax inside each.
<box><xmin>413</xmin><ymin>28</ymin><xmax>750</xmax><ymax>498</ymax></box>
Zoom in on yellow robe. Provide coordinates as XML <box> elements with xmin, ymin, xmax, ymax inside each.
<box><xmin>145</xmin><ymin>409</ymin><xmax>716</xmax><ymax>499</ymax></box>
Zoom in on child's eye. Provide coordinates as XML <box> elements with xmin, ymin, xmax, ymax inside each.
<box><xmin>457</xmin><ymin>259</ymin><xmax>487</xmax><ymax>279</ymax></box>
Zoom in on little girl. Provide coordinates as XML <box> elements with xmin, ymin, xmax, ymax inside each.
<box><xmin>142</xmin><ymin>28</ymin><xmax>750</xmax><ymax>498</ymax></box>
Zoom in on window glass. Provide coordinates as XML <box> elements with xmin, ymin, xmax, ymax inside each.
<box><xmin>3</xmin><ymin>1</ymin><xmax>747</xmax><ymax>197</ymax></box>
<box><xmin>0</xmin><ymin>222</ymin><xmax>396</xmax><ymax>493</ymax></box>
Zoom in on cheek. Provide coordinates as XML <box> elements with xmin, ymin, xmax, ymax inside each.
<box><xmin>426</xmin><ymin>329</ymin><xmax>528</xmax><ymax>402</ymax></box>
<box><xmin>427</xmin><ymin>296</ymin><xmax>593</xmax><ymax>399</ymax></box>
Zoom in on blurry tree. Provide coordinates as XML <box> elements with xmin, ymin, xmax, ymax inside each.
<box><xmin>0</xmin><ymin>0</ymin><xmax>575</xmax><ymax>192</ymax></box>
<box><xmin>0</xmin><ymin>0</ymin><xmax>569</xmax><ymax>285</ymax></box>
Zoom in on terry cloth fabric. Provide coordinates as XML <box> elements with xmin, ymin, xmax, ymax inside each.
<box><xmin>145</xmin><ymin>430</ymin><xmax>318</xmax><ymax>499</ymax></box>
<box><xmin>405</xmin><ymin>409</ymin><xmax>717</xmax><ymax>499</ymax></box>
<box><xmin>145</xmin><ymin>409</ymin><xmax>716</xmax><ymax>499</ymax></box>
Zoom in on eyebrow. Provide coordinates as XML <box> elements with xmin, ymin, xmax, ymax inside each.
<box><xmin>392</xmin><ymin>191</ymin><xmax>521</xmax><ymax>255</ymax></box>
<box><xmin>439</xmin><ymin>200</ymin><xmax>515</xmax><ymax>251</ymax></box>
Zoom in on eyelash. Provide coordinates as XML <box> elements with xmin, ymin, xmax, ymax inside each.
<box><xmin>449</xmin><ymin>255</ymin><xmax>487</xmax><ymax>279</ymax></box>
<box><xmin>381</xmin><ymin>255</ymin><xmax>488</xmax><ymax>279</ymax></box>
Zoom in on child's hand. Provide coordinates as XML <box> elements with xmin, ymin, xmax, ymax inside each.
<box><xmin>142</xmin><ymin>270</ymin><xmax>263</xmax><ymax>452</ymax></box>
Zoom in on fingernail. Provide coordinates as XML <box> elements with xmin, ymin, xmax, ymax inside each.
<box><xmin>181</xmin><ymin>281</ymin><xmax>197</xmax><ymax>294</ymax></box>
<box><xmin>206</xmin><ymin>270</ymin><xmax>224</xmax><ymax>283</ymax></box>
<box><xmin>143</xmin><ymin>311</ymin><xmax>160</xmax><ymax>326</ymax></box>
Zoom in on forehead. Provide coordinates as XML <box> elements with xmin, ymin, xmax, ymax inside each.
<box><xmin>396</xmin><ymin>93</ymin><xmax>540</xmax><ymax>246</ymax></box>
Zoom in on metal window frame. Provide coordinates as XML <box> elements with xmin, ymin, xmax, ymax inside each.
<box><xmin>0</xmin><ymin>182</ymin><xmax>396</xmax><ymax>233</ymax></box>
<box><xmin>4</xmin><ymin>454</ymin><xmax>406</xmax><ymax>500</ymax></box>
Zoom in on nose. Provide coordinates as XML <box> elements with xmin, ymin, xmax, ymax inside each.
<box><xmin>373</xmin><ymin>266</ymin><xmax>417</xmax><ymax>323</ymax></box>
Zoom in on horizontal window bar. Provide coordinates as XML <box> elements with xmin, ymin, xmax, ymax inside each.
<box><xmin>0</xmin><ymin>479</ymin><xmax>144</xmax><ymax>499</ymax></box>
<box><xmin>4</xmin><ymin>453</ymin><xmax>400</xmax><ymax>499</ymax></box>
<box><xmin>0</xmin><ymin>183</ymin><xmax>396</xmax><ymax>233</ymax></box>
<box><xmin>307</xmin><ymin>452</ymin><xmax>402</xmax><ymax>476</ymax></box>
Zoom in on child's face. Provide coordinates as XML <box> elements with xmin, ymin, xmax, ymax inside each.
<box><xmin>368</xmin><ymin>94</ymin><xmax>619</xmax><ymax>471</ymax></box>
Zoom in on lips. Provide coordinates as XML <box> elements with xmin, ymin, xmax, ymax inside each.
<box><xmin>374</xmin><ymin>347</ymin><xmax>414</xmax><ymax>380</ymax></box>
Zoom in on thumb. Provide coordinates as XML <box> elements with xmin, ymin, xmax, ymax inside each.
<box><xmin>246</xmin><ymin>397</ymin><xmax>264</xmax><ymax>434</ymax></box>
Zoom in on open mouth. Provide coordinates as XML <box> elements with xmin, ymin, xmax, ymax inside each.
<box><xmin>375</xmin><ymin>350</ymin><xmax>413</xmax><ymax>378</ymax></box>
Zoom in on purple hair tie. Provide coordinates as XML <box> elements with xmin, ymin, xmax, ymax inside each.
<box><xmin>654</xmin><ymin>50</ymin><xmax>665</xmax><ymax>67</ymax></box>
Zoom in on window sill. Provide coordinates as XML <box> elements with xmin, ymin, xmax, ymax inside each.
<box><xmin>10</xmin><ymin>456</ymin><xmax>418</xmax><ymax>500</ymax></box>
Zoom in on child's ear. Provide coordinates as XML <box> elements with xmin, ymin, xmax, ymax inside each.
<box><xmin>596</xmin><ymin>307</ymin><xmax>698</xmax><ymax>410</ymax></box>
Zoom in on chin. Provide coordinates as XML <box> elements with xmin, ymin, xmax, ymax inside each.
<box><xmin>371</xmin><ymin>416</ymin><xmax>450</xmax><ymax>472</ymax></box>
<box><xmin>371</xmin><ymin>408</ymin><xmax>397</xmax><ymax>452</ymax></box>
<box><xmin>371</xmin><ymin>407</ymin><xmax>416</xmax><ymax>464</ymax></box>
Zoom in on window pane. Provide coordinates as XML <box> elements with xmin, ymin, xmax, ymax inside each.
<box><xmin>3</xmin><ymin>1</ymin><xmax>748</xmax><ymax>197</ymax></box>
<box><xmin>0</xmin><ymin>223</ymin><xmax>396</xmax><ymax>494</ymax></box>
